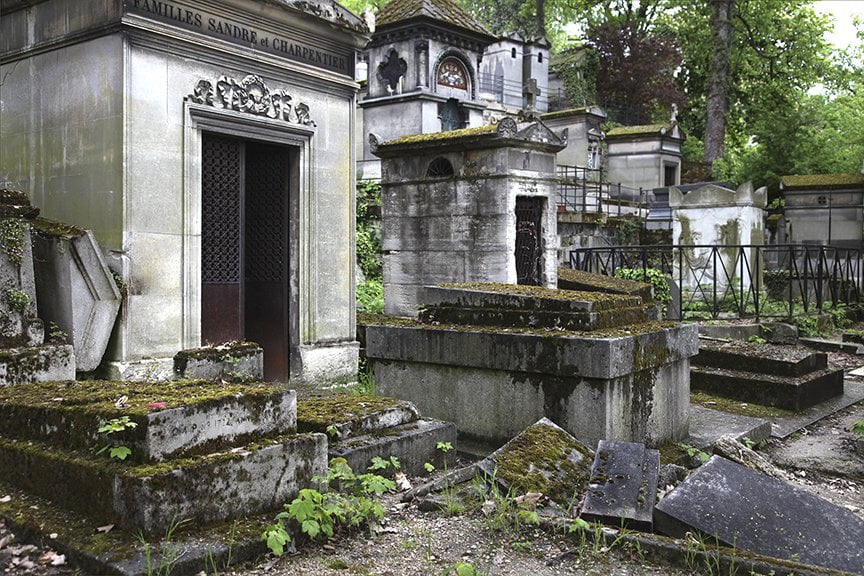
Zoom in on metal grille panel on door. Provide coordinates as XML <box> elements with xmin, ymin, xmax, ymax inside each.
<box><xmin>515</xmin><ymin>196</ymin><xmax>544</xmax><ymax>286</ymax></box>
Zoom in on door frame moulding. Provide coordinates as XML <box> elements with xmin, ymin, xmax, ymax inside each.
<box><xmin>183</xmin><ymin>102</ymin><xmax>315</xmax><ymax>354</ymax></box>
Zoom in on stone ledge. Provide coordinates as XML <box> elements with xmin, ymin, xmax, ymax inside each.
<box><xmin>693</xmin><ymin>340</ymin><xmax>827</xmax><ymax>377</ymax></box>
<box><xmin>297</xmin><ymin>394</ymin><xmax>419</xmax><ymax>440</ymax></box>
<box><xmin>424</xmin><ymin>284</ymin><xmax>642</xmax><ymax>313</ymax></box>
<box><xmin>366</xmin><ymin>322</ymin><xmax>699</xmax><ymax>380</ymax></box>
<box><xmin>418</xmin><ymin>304</ymin><xmax>656</xmax><ymax>332</ymax></box>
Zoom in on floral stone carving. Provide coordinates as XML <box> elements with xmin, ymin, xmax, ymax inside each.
<box><xmin>189</xmin><ymin>74</ymin><xmax>316</xmax><ymax>127</ymax></box>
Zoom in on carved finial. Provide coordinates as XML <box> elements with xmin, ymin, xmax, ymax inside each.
<box><xmin>369</xmin><ymin>133</ymin><xmax>382</xmax><ymax>153</ymax></box>
<box><xmin>671</xmin><ymin>103</ymin><xmax>679</xmax><ymax>124</ymax></box>
<box><xmin>497</xmin><ymin>117</ymin><xmax>517</xmax><ymax>138</ymax></box>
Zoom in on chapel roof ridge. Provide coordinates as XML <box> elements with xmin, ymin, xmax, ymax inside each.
<box><xmin>375</xmin><ymin>0</ymin><xmax>494</xmax><ymax>38</ymax></box>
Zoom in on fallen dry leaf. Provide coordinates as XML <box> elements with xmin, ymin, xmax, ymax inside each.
<box><xmin>96</xmin><ymin>524</ymin><xmax>114</xmax><ymax>534</ymax></box>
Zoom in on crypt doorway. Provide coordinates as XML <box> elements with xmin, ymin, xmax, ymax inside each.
<box><xmin>200</xmin><ymin>133</ymin><xmax>291</xmax><ymax>381</ymax></box>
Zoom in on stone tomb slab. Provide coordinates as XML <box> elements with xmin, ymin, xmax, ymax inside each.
<box><xmin>477</xmin><ymin>418</ymin><xmax>594</xmax><ymax>506</ymax></box>
<box><xmin>581</xmin><ymin>440</ymin><xmax>659</xmax><ymax>531</ymax></box>
<box><xmin>297</xmin><ymin>394</ymin><xmax>420</xmax><ymax>440</ymax></box>
<box><xmin>329</xmin><ymin>418</ymin><xmax>457</xmax><ymax>476</ymax></box>
<box><xmin>0</xmin><ymin>380</ymin><xmax>295</xmax><ymax>461</ymax></box>
<box><xmin>693</xmin><ymin>339</ymin><xmax>827</xmax><ymax>377</ymax></box>
<box><xmin>654</xmin><ymin>455</ymin><xmax>864</xmax><ymax>574</ymax></box>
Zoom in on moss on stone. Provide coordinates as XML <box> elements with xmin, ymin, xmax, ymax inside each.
<box><xmin>540</xmin><ymin>107</ymin><xmax>589</xmax><ymax>121</ymax></box>
<box><xmin>606</xmin><ymin>124</ymin><xmax>671</xmax><ymax>137</ymax></box>
<box><xmin>174</xmin><ymin>341</ymin><xmax>261</xmax><ymax>374</ymax></box>
<box><xmin>0</xmin><ymin>378</ymin><xmax>281</xmax><ymax>416</ymax></box>
<box><xmin>29</xmin><ymin>217</ymin><xmax>86</xmax><ymax>238</ymax></box>
<box><xmin>781</xmin><ymin>173</ymin><xmax>864</xmax><ymax>189</ymax></box>
<box><xmin>297</xmin><ymin>394</ymin><xmax>407</xmax><ymax>432</ymax></box>
<box><xmin>690</xmin><ymin>391</ymin><xmax>795</xmax><ymax>419</ymax></box>
<box><xmin>439</xmin><ymin>282</ymin><xmax>633</xmax><ymax>304</ymax></box>
<box><xmin>382</xmin><ymin>124</ymin><xmax>497</xmax><ymax>146</ymax></box>
<box><xmin>557</xmin><ymin>268</ymin><xmax>653</xmax><ymax>300</ymax></box>
<box><xmin>492</xmin><ymin>421</ymin><xmax>592</xmax><ymax>504</ymax></box>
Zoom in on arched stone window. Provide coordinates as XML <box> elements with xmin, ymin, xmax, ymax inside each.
<box><xmin>436</xmin><ymin>57</ymin><xmax>468</xmax><ymax>90</ymax></box>
<box><xmin>427</xmin><ymin>157</ymin><xmax>455</xmax><ymax>177</ymax></box>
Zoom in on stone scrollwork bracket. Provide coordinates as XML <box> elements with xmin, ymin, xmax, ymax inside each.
<box><xmin>188</xmin><ymin>74</ymin><xmax>316</xmax><ymax>127</ymax></box>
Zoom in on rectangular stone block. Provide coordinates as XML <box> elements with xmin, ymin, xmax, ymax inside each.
<box><xmin>690</xmin><ymin>365</ymin><xmax>844</xmax><ymax>411</ymax></box>
<box><xmin>581</xmin><ymin>440</ymin><xmax>659</xmax><ymax>531</ymax></box>
<box><xmin>0</xmin><ymin>432</ymin><xmax>327</xmax><ymax>536</ymax></box>
<box><xmin>654</xmin><ymin>456</ymin><xmax>864</xmax><ymax>574</ymax></box>
<box><xmin>423</xmin><ymin>285</ymin><xmax>640</xmax><ymax>313</ymax></box>
<box><xmin>297</xmin><ymin>394</ymin><xmax>419</xmax><ymax>440</ymax></box>
<box><xmin>173</xmin><ymin>342</ymin><xmax>263</xmax><ymax>381</ymax></box>
<box><xmin>0</xmin><ymin>344</ymin><xmax>75</xmax><ymax>386</ymax></box>
<box><xmin>328</xmin><ymin>418</ymin><xmax>456</xmax><ymax>476</ymax></box>
<box><xmin>418</xmin><ymin>304</ymin><xmax>656</xmax><ymax>332</ymax></box>
<box><xmin>366</xmin><ymin>322</ymin><xmax>699</xmax><ymax>380</ymax></box>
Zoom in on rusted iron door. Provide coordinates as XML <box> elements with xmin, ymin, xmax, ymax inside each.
<box><xmin>201</xmin><ymin>133</ymin><xmax>290</xmax><ymax>381</ymax></box>
<box><xmin>515</xmin><ymin>196</ymin><xmax>544</xmax><ymax>285</ymax></box>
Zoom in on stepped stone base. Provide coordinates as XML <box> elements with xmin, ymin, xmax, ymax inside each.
<box><xmin>691</xmin><ymin>365</ymin><xmax>844</xmax><ymax>411</ymax></box>
<box><xmin>329</xmin><ymin>418</ymin><xmax>456</xmax><ymax>476</ymax></box>
<box><xmin>0</xmin><ymin>433</ymin><xmax>326</xmax><ymax>535</ymax></box>
<box><xmin>0</xmin><ymin>344</ymin><xmax>75</xmax><ymax>386</ymax></box>
<box><xmin>297</xmin><ymin>394</ymin><xmax>420</xmax><ymax>440</ymax></box>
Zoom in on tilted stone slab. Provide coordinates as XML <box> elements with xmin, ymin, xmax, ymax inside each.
<box><xmin>581</xmin><ymin>440</ymin><xmax>659</xmax><ymax>531</ymax></box>
<box><xmin>477</xmin><ymin>418</ymin><xmax>594</xmax><ymax>506</ymax></box>
<box><xmin>690</xmin><ymin>365</ymin><xmax>843</xmax><ymax>411</ymax></box>
<box><xmin>0</xmin><ymin>344</ymin><xmax>75</xmax><ymax>386</ymax></box>
<box><xmin>423</xmin><ymin>284</ymin><xmax>642</xmax><ymax>313</ymax></box>
<box><xmin>556</xmin><ymin>268</ymin><xmax>654</xmax><ymax>304</ymax></box>
<box><xmin>0</xmin><ymin>433</ymin><xmax>326</xmax><ymax>536</ymax></box>
<box><xmin>693</xmin><ymin>339</ymin><xmax>827</xmax><ymax>377</ymax></box>
<box><xmin>0</xmin><ymin>380</ymin><xmax>294</xmax><ymax>461</ymax></box>
<box><xmin>418</xmin><ymin>304</ymin><xmax>657</xmax><ymax>332</ymax></box>
<box><xmin>366</xmin><ymin>321</ymin><xmax>699</xmax><ymax>380</ymax></box>
<box><xmin>329</xmin><ymin>418</ymin><xmax>456</xmax><ymax>476</ymax></box>
<box><xmin>30</xmin><ymin>221</ymin><xmax>121</xmax><ymax>372</ymax></box>
<box><xmin>654</xmin><ymin>456</ymin><xmax>864</xmax><ymax>574</ymax></box>
<box><xmin>297</xmin><ymin>394</ymin><xmax>420</xmax><ymax>440</ymax></box>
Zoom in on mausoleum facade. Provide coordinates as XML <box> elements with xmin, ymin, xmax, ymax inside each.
<box><xmin>0</xmin><ymin>0</ymin><xmax>369</xmax><ymax>384</ymax></box>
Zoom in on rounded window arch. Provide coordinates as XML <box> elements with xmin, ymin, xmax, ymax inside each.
<box><xmin>426</xmin><ymin>157</ymin><xmax>455</xmax><ymax>178</ymax></box>
<box><xmin>436</xmin><ymin>57</ymin><xmax>468</xmax><ymax>90</ymax></box>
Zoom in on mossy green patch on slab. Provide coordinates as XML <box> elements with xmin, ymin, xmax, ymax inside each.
<box><xmin>0</xmin><ymin>378</ymin><xmax>281</xmax><ymax>415</ymax></box>
<box><xmin>478</xmin><ymin>418</ymin><xmax>593</xmax><ymax>505</ymax></box>
<box><xmin>297</xmin><ymin>394</ymin><xmax>409</xmax><ymax>431</ymax></box>
<box><xmin>440</xmin><ymin>282</ymin><xmax>635</xmax><ymax>305</ymax></box>
<box><xmin>690</xmin><ymin>391</ymin><xmax>795</xmax><ymax>419</ymax></box>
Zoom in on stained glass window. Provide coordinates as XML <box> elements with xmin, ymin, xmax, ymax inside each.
<box><xmin>437</xmin><ymin>58</ymin><xmax>468</xmax><ymax>90</ymax></box>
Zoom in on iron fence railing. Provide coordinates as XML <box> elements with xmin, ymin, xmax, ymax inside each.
<box><xmin>568</xmin><ymin>244</ymin><xmax>861</xmax><ymax>320</ymax></box>
<box><xmin>556</xmin><ymin>165</ymin><xmax>649</xmax><ymax>218</ymax></box>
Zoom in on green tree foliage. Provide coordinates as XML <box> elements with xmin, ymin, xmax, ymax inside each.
<box><xmin>457</xmin><ymin>0</ymin><xmax>594</xmax><ymax>47</ymax></box>
<box><xmin>663</xmin><ymin>0</ymin><xmax>833</xmax><ymax>178</ymax></box>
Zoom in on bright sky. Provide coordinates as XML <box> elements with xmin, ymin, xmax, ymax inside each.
<box><xmin>813</xmin><ymin>0</ymin><xmax>863</xmax><ymax>50</ymax></box>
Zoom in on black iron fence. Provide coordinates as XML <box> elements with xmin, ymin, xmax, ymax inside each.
<box><xmin>569</xmin><ymin>244</ymin><xmax>861</xmax><ymax>320</ymax></box>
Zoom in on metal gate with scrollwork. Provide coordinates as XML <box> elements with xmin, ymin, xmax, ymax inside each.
<box><xmin>515</xmin><ymin>196</ymin><xmax>544</xmax><ymax>285</ymax></box>
<box><xmin>201</xmin><ymin>133</ymin><xmax>290</xmax><ymax>380</ymax></box>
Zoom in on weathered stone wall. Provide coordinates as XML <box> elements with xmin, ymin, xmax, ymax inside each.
<box><xmin>670</xmin><ymin>182</ymin><xmax>766</xmax><ymax>292</ymax></box>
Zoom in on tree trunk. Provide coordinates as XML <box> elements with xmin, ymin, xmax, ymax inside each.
<box><xmin>535</xmin><ymin>0</ymin><xmax>546</xmax><ymax>38</ymax></box>
<box><xmin>705</xmin><ymin>0</ymin><xmax>734</xmax><ymax>165</ymax></box>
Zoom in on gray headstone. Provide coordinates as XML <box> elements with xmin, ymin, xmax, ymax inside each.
<box><xmin>581</xmin><ymin>440</ymin><xmax>659</xmax><ymax>531</ymax></box>
<box><xmin>654</xmin><ymin>455</ymin><xmax>864</xmax><ymax>574</ymax></box>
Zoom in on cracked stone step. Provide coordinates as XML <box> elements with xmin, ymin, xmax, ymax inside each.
<box><xmin>297</xmin><ymin>394</ymin><xmax>420</xmax><ymax>440</ymax></box>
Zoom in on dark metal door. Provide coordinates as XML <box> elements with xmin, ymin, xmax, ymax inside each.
<box><xmin>515</xmin><ymin>196</ymin><xmax>544</xmax><ymax>286</ymax></box>
<box><xmin>244</xmin><ymin>142</ymin><xmax>289</xmax><ymax>381</ymax></box>
<box><xmin>201</xmin><ymin>135</ymin><xmax>244</xmax><ymax>344</ymax></box>
<box><xmin>201</xmin><ymin>134</ymin><xmax>290</xmax><ymax>381</ymax></box>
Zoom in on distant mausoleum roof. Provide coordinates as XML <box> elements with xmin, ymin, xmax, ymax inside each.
<box><xmin>780</xmin><ymin>173</ymin><xmax>864</xmax><ymax>190</ymax></box>
<box><xmin>375</xmin><ymin>0</ymin><xmax>494</xmax><ymax>38</ymax></box>
<box><xmin>606</xmin><ymin>124</ymin><xmax>680</xmax><ymax>138</ymax></box>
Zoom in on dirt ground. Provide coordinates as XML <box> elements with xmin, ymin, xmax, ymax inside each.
<box><xmin>2</xmin><ymin>347</ymin><xmax>864</xmax><ymax>576</ymax></box>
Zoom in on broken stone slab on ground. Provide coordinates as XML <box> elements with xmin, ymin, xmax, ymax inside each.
<box><xmin>580</xmin><ymin>440</ymin><xmax>659</xmax><ymax>531</ymax></box>
<box><xmin>654</xmin><ymin>455</ymin><xmax>864</xmax><ymax>574</ymax></box>
<box><xmin>691</xmin><ymin>338</ymin><xmax>844</xmax><ymax>410</ymax></box>
<box><xmin>476</xmin><ymin>418</ymin><xmax>594</xmax><ymax>505</ymax></box>
<box><xmin>30</xmin><ymin>218</ymin><xmax>121</xmax><ymax>373</ymax></box>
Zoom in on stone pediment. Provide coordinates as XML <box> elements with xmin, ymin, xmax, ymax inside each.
<box><xmin>277</xmin><ymin>0</ymin><xmax>369</xmax><ymax>34</ymax></box>
<box><xmin>669</xmin><ymin>181</ymin><xmax>766</xmax><ymax>209</ymax></box>
<box><xmin>514</xmin><ymin>120</ymin><xmax>568</xmax><ymax>148</ymax></box>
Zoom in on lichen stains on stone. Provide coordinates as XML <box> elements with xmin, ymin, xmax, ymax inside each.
<box><xmin>557</xmin><ymin>268</ymin><xmax>652</xmax><ymax>299</ymax></box>
<box><xmin>29</xmin><ymin>217</ymin><xmax>86</xmax><ymax>238</ymax></box>
<box><xmin>440</xmin><ymin>282</ymin><xmax>632</xmax><ymax>304</ymax></box>
<box><xmin>492</xmin><ymin>421</ymin><xmax>593</xmax><ymax>504</ymax></box>
<box><xmin>382</xmin><ymin>124</ymin><xmax>498</xmax><ymax>147</ymax></box>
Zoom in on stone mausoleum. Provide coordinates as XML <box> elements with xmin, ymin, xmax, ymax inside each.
<box><xmin>370</xmin><ymin>118</ymin><xmax>566</xmax><ymax>317</ymax></box>
<box><xmin>0</xmin><ymin>0</ymin><xmax>369</xmax><ymax>384</ymax></box>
